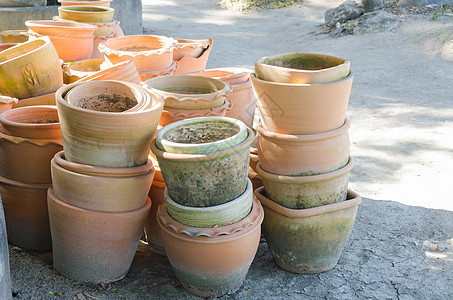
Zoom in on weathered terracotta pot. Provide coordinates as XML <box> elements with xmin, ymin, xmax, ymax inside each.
<box><xmin>165</xmin><ymin>178</ymin><xmax>253</xmax><ymax>228</ymax></box>
<box><xmin>12</xmin><ymin>92</ymin><xmax>55</xmax><ymax>108</ymax></box>
<box><xmin>173</xmin><ymin>38</ymin><xmax>213</xmax><ymax>75</ymax></box>
<box><xmin>0</xmin><ymin>106</ymin><xmax>62</xmax><ymax>184</ymax></box>
<box><xmin>58</xmin><ymin>5</ymin><xmax>114</xmax><ymax>23</ymax></box>
<box><xmin>156</xmin><ymin>116</ymin><xmax>248</xmax><ymax>154</ymax></box>
<box><xmin>48</xmin><ymin>188</ymin><xmax>151</xmax><ymax>283</ymax></box>
<box><xmin>151</xmin><ymin>127</ymin><xmax>254</xmax><ymax>207</ymax></box>
<box><xmin>143</xmin><ymin>75</ymin><xmax>232</xmax><ymax>110</ymax></box>
<box><xmin>51</xmin><ymin>151</ymin><xmax>155</xmax><ymax>212</ymax></box>
<box><xmin>0</xmin><ymin>176</ymin><xmax>51</xmax><ymax>251</ymax></box>
<box><xmin>0</xmin><ymin>37</ymin><xmax>63</xmax><ymax>99</ymax></box>
<box><xmin>0</xmin><ymin>96</ymin><xmax>18</xmax><ymax>114</ymax></box>
<box><xmin>62</xmin><ymin>58</ymin><xmax>104</xmax><ymax>83</ymax></box>
<box><xmin>173</xmin><ymin>38</ymin><xmax>210</xmax><ymax>61</ymax></box>
<box><xmin>0</xmin><ymin>30</ymin><xmax>29</xmax><ymax>43</ymax></box>
<box><xmin>75</xmin><ymin>60</ymin><xmax>141</xmax><ymax>84</ymax></box>
<box><xmin>91</xmin><ymin>20</ymin><xmax>122</xmax><ymax>58</ymax></box>
<box><xmin>249</xmin><ymin>146</ymin><xmax>259</xmax><ymax>173</ymax></box>
<box><xmin>250</xmin><ymin>72</ymin><xmax>353</xmax><ymax>135</ymax></box>
<box><xmin>139</xmin><ymin>61</ymin><xmax>178</xmax><ymax>81</ymax></box>
<box><xmin>257</xmin><ymin>119</ymin><xmax>350</xmax><ymax>176</ymax></box>
<box><xmin>255</xmin><ymin>187</ymin><xmax>361</xmax><ymax>273</ymax></box>
<box><xmin>256</xmin><ymin>157</ymin><xmax>354</xmax><ymax>209</ymax></box>
<box><xmin>248</xmin><ymin>169</ymin><xmax>263</xmax><ymax>191</ymax></box>
<box><xmin>58</xmin><ymin>0</ymin><xmax>112</xmax><ymax>7</ymax></box>
<box><xmin>157</xmin><ymin>196</ymin><xmax>263</xmax><ymax>297</ymax></box>
<box><xmin>56</xmin><ymin>81</ymin><xmax>164</xmax><ymax>167</ymax></box>
<box><xmin>26</xmin><ymin>20</ymin><xmax>97</xmax><ymax>62</ymax></box>
<box><xmin>255</xmin><ymin>53</ymin><xmax>350</xmax><ymax>84</ymax></box>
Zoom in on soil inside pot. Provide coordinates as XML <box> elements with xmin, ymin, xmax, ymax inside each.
<box><xmin>70</xmin><ymin>93</ymin><xmax>137</xmax><ymax>112</ymax></box>
<box><xmin>163</xmin><ymin>120</ymin><xmax>240</xmax><ymax>144</ymax></box>
<box><xmin>6</xmin><ymin>112</ymin><xmax>59</xmax><ymax>124</ymax></box>
<box><xmin>263</xmin><ymin>54</ymin><xmax>345</xmax><ymax>70</ymax></box>
<box><xmin>118</xmin><ymin>45</ymin><xmax>160</xmax><ymax>52</ymax></box>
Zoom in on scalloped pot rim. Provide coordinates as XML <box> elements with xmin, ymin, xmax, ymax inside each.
<box><xmin>99</xmin><ymin>35</ymin><xmax>177</xmax><ymax>58</ymax></box>
<box><xmin>250</xmin><ymin>71</ymin><xmax>354</xmax><ymax>87</ymax></box>
<box><xmin>162</xmin><ymin>99</ymin><xmax>231</xmax><ymax>117</ymax></box>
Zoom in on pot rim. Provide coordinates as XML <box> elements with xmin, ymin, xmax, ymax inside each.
<box><xmin>256</xmin><ymin>156</ymin><xmax>354</xmax><ymax>183</ymax></box>
<box><xmin>0</xmin><ymin>175</ymin><xmax>51</xmax><ymax>190</ymax></box>
<box><xmin>189</xmin><ymin>67</ymin><xmax>252</xmax><ymax>85</ymax></box>
<box><xmin>161</xmin><ymin>98</ymin><xmax>231</xmax><ymax>117</ymax></box>
<box><xmin>99</xmin><ymin>34</ymin><xmax>177</xmax><ymax>58</ymax></box>
<box><xmin>250</xmin><ymin>71</ymin><xmax>354</xmax><ymax>87</ymax></box>
<box><xmin>53</xmin><ymin>150</ymin><xmax>154</xmax><ymax>177</ymax></box>
<box><xmin>139</xmin><ymin>60</ymin><xmax>179</xmax><ymax>79</ymax></box>
<box><xmin>255</xmin><ymin>186</ymin><xmax>361</xmax><ymax>218</ymax></box>
<box><xmin>58</xmin><ymin>5</ymin><xmax>114</xmax><ymax>13</ymax></box>
<box><xmin>0</xmin><ymin>96</ymin><xmax>18</xmax><ymax>105</ymax></box>
<box><xmin>256</xmin><ymin>119</ymin><xmax>350</xmax><ymax>142</ymax></box>
<box><xmin>151</xmin><ymin>127</ymin><xmax>255</xmax><ymax>162</ymax></box>
<box><xmin>0</xmin><ymin>105</ymin><xmax>60</xmax><ymax>136</ymax></box>
<box><xmin>75</xmin><ymin>60</ymin><xmax>133</xmax><ymax>82</ymax></box>
<box><xmin>0</xmin><ymin>30</ymin><xmax>28</xmax><ymax>36</ymax></box>
<box><xmin>25</xmin><ymin>20</ymin><xmax>98</xmax><ymax>32</ymax></box>
<box><xmin>0</xmin><ymin>37</ymin><xmax>51</xmax><ymax>66</ymax></box>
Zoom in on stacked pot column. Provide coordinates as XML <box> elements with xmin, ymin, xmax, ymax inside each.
<box><xmin>251</xmin><ymin>53</ymin><xmax>361</xmax><ymax>273</ymax></box>
<box><xmin>151</xmin><ymin>116</ymin><xmax>263</xmax><ymax>297</ymax></box>
<box><xmin>50</xmin><ymin>80</ymin><xmax>163</xmax><ymax>283</ymax></box>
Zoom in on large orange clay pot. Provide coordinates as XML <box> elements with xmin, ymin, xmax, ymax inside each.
<box><xmin>157</xmin><ymin>196</ymin><xmax>263</xmax><ymax>297</ymax></box>
<box><xmin>58</xmin><ymin>0</ymin><xmax>112</xmax><ymax>7</ymax></box>
<box><xmin>48</xmin><ymin>188</ymin><xmax>151</xmax><ymax>283</ymax></box>
<box><xmin>75</xmin><ymin>60</ymin><xmax>141</xmax><ymax>84</ymax></box>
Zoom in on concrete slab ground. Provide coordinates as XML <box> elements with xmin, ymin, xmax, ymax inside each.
<box><xmin>8</xmin><ymin>0</ymin><xmax>453</xmax><ymax>299</ymax></box>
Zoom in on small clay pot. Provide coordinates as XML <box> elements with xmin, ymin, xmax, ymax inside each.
<box><xmin>48</xmin><ymin>188</ymin><xmax>151</xmax><ymax>283</ymax></box>
<box><xmin>0</xmin><ymin>96</ymin><xmax>18</xmax><ymax>114</ymax></box>
<box><xmin>255</xmin><ymin>53</ymin><xmax>350</xmax><ymax>84</ymax></box>
<box><xmin>157</xmin><ymin>196</ymin><xmax>263</xmax><ymax>297</ymax></box>
<box><xmin>255</xmin><ymin>187</ymin><xmax>361</xmax><ymax>273</ymax></box>
<box><xmin>58</xmin><ymin>0</ymin><xmax>112</xmax><ymax>7</ymax></box>
<box><xmin>256</xmin><ymin>158</ymin><xmax>354</xmax><ymax>209</ymax></box>
<box><xmin>58</xmin><ymin>5</ymin><xmax>115</xmax><ymax>23</ymax></box>
<box><xmin>173</xmin><ymin>38</ymin><xmax>210</xmax><ymax>61</ymax></box>
<box><xmin>173</xmin><ymin>38</ymin><xmax>213</xmax><ymax>75</ymax></box>
<box><xmin>75</xmin><ymin>60</ymin><xmax>141</xmax><ymax>84</ymax></box>
<box><xmin>0</xmin><ymin>30</ymin><xmax>29</xmax><ymax>43</ymax></box>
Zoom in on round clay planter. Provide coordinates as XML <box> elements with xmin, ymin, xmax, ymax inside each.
<box><xmin>26</xmin><ymin>20</ymin><xmax>97</xmax><ymax>62</ymax></box>
<box><xmin>0</xmin><ymin>96</ymin><xmax>18</xmax><ymax>114</ymax></box>
<box><xmin>257</xmin><ymin>119</ymin><xmax>350</xmax><ymax>176</ymax></box>
<box><xmin>250</xmin><ymin>72</ymin><xmax>354</xmax><ymax>135</ymax></box>
<box><xmin>165</xmin><ymin>178</ymin><xmax>253</xmax><ymax>228</ymax></box>
<box><xmin>256</xmin><ymin>157</ymin><xmax>354</xmax><ymax>209</ymax></box>
<box><xmin>51</xmin><ymin>151</ymin><xmax>155</xmax><ymax>212</ymax></box>
<box><xmin>157</xmin><ymin>196</ymin><xmax>263</xmax><ymax>297</ymax></box>
<box><xmin>58</xmin><ymin>5</ymin><xmax>114</xmax><ymax>23</ymax></box>
<box><xmin>90</xmin><ymin>20</ymin><xmax>123</xmax><ymax>58</ymax></box>
<box><xmin>173</xmin><ymin>38</ymin><xmax>210</xmax><ymax>61</ymax></box>
<box><xmin>0</xmin><ymin>37</ymin><xmax>63</xmax><ymax>100</ymax></box>
<box><xmin>255</xmin><ymin>187</ymin><xmax>361</xmax><ymax>273</ymax></box>
<box><xmin>0</xmin><ymin>176</ymin><xmax>51</xmax><ymax>251</ymax></box>
<box><xmin>255</xmin><ymin>53</ymin><xmax>350</xmax><ymax>84</ymax></box>
<box><xmin>62</xmin><ymin>58</ymin><xmax>104</xmax><ymax>83</ymax></box>
<box><xmin>156</xmin><ymin>116</ymin><xmax>248</xmax><ymax>154</ymax></box>
<box><xmin>173</xmin><ymin>38</ymin><xmax>213</xmax><ymax>75</ymax></box>
<box><xmin>48</xmin><ymin>188</ymin><xmax>151</xmax><ymax>283</ymax></box>
<box><xmin>0</xmin><ymin>106</ymin><xmax>63</xmax><ymax>184</ymax></box>
<box><xmin>58</xmin><ymin>0</ymin><xmax>112</xmax><ymax>7</ymax></box>
<box><xmin>56</xmin><ymin>81</ymin><xmax>164</xmax><ymax>168</ymax></box>
<box><xmin>0</xmin><ymin>30</ymin><xmax>29</xmax><ymax>43</ymax></box>
<box><xmin>151</xmin><ymin>127</ymin><xmax>254</xmax><ymax>207</ymax></box>
<box><xmin>98</xmin><ymin>35</ymin><xmax>177</xmax><ymax>73</ymax></box>
<box><xmin>75</xmin><ymin>60</ymin><xmax>141</xmax><ymax>84</ymax></box>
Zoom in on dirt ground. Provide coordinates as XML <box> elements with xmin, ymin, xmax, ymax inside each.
<box><xmin>8</xmin><ymin>0</ymin><xmax>453</xmax><ymax>299</ymax></box>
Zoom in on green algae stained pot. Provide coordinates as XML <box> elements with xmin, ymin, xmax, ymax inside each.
<box><xmin>256</xmin><ymin>157</ymin><xmax>354</xmax><ymax>209</ymax></box>
<box><xmin>58</xmin><ymin>5</ymin><xmax>114</xmax><ymax>23</ymax></box>
<box><xmin>255</xmin><ymin>187</ymin><xmax>361</xmax><ymax>274</ymax></box>
<box><xmin>151</xmin><ymin>127</ymin><xmax>254</xmax><ymax>207</ymax></box>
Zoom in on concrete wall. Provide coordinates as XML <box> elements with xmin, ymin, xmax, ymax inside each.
<box><xmin>111</xmin><ymin>0</ymin><xmax>143</xmax><ymax>35</ymax></box>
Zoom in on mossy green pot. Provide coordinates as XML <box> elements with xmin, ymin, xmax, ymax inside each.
<box><xmin>254</xmin><ymin>187</ymin><xmax>361</xmax><ymax>274</ymax></box>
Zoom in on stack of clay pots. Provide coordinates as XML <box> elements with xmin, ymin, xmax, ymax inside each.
<box><xmin>251</xmin><ymin>53</ymin><xmax>361</xmax><ymax>273</ymax></box>
<box><xmin>151</xmin><ymin>116</ymin><xmax>263</xmax><ymax>297</ymax></box>
<box><xmin>47</xmin><ymin>80</ymin><xmax>164</xmax><ymax>283</ymax></box>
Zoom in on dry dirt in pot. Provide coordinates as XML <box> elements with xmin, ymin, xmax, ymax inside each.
<box><xmin>73</xmin><ymin>94</ymin><xmax>136</xmax><ymax>112</ymax></box>
<box><xmin>164</xmin><ymin>121</ymin><xmax>240</xmax><ymax>144</ymax></box>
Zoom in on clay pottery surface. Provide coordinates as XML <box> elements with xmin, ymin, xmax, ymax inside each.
<box><xmin>51</xmin><ymin>151</ymin><xmax>155</xmax><ymax>212</ymax></box>
<box><xmin>255</xmin><ymin>187</ymin><xmax>361</xmax><ymax>273</ymax></box>
<box><xmin>90</xmin><ymin>20</ymin><xmax>123</xmax><ymax>58</ymax></box>
<box><xmin>58</xmin><ymin>0</ymin><xmax>112</xmax><ymax>7</ymax></box>
<box><xmin>63</xmin><ymin>58</ymin><xmax>104</xmax><ymax>83</ymax></box>
<box><xmin>256</xmin><ymin>157</ymin><xmax>354</xmax><ymax>209</ymax></box>
<box><xmin>75</xmin><ymin>60</ymin><xmax>141</xmax><ymax>84</ymax></box>
<box><xmin>173</xmin><ymin>38</ymin><xmax>212</xmax><ymax>75</ymax></box>
<box><xmin>143</xmin><ymin>75</ymin><xmax>231</xmax><ymax>110</ymax></box>
<box><xmin>98</xmin><ymin>35</ymin><xmax>177</xmax><ymax>73</ymax></box>
<box><xmin>248</xmin><ymin>169</ymin><xmax>263</xmax><ymax>191</ymax></box>
<box><xmin>0</xmin><ymin>106</ymin><xmax>62</xmax><ymax>184</ymax></box>
<box><xmin>173</xmin><ymin>38</ymin><xmax>210</xmax><ymax>61</ymax></box>
<box><xmin>12</xmin><ymin>92</ymin><xmax>55</xmax><ymax>108</ymax></box>
<box><xmin>165</xmin><ymin>178</ymin><xmax>253</xmax><ymax>228</ymax></box>
<box><xmin>26</xmin><ymin>20</ymin><xmax>97</xmax><ymax>62</ymax></box>
<box><xmin>0</xmin><ymin>96</ymin><xmax>18</xmax><ymax>114</ymax></box>
<box><xmin>48</xmin><ymin>188</ymin><xmax>151</xmax><ymax>283</ymax></box>
<box><xmin>0</xmin><ymin>44</ymin><xmax>16</xmax><ymax>51</ymax></box>
<box><xmin>156</xmin><ymin>116</ymin><xmax>248</xmax><ymax>154</ymax></box>
<box><xmin>0</xmin><ymin>37</ymin><xmax>63</xmax><ymax>99</ymax></box>
<box><xmin>159</xmin><ymin>99</ymin><xmax>231</xmax><ymax>127</ymax></box>
<box><xmin>257</xmin><ymin>119</ymin><xmax>350</xmax><ymax>176</ymax></box>
<box><xmin>249</xmin><ymin>147</ymin><xmax>259</xmax><ymax>173</ymax></box>
<box><xmin>255</xmin><ymin>53</ymin><xmax>350</xmax><ymax>84</ymax></box>
<box><xmin>151</xmin><ymin>127</ymin><xmax>254</xmax><ymax>207</ymax></box>
<box><xmin>56</xmin><ymin>81</ymin><xmax>164</xmax><ymax>168</ymax></box>
<box><xmin>58</xmin><ymin>5</ymin><xmax>114</xmax><ymax>23</ymax></box>
<box><xmin>157</xmin><ymin>196</ymin><xmax>263</xmax><ymax>297</ymax></box>
<box><xmin>0</xmin><ymin>30</ymin><xmax>29</xmax><ymax>44</ymax></box>
<box><xmin>139</xmin><ymin>61</ymin><xmax>178</xmax><ymax>81</ymax></box>
<box><xmin>0</xmin><ymin>176</ymin><xmax>51</xmax><ymax>251</ymax></box>
<box><xmin>250</xmin><ymin>72</ymin><xmax>353</xmax><ymax>135</ymax></box>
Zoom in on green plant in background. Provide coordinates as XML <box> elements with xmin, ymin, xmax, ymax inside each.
<box><xmin>431</xmin><ymin>2</ymin><xmax>452</xmax><ymax>21</ymax></box>
<box><xmin>47</xmin><ymin>0</ymin><xmax>59</xmax><ymax>5</ymax></box>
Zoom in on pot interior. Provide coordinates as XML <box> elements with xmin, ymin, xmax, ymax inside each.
<box><xmin>68</xmin><ymin>59</ymin><xmax>103</xmax><ymax>72</ymax></box>
<box><xmin>69</xmin><ymin>92</ymin><xmax>137</xmax><ymax>112</ymax></box>
<box><xmin>163</xmin><ymin>120</ymin><xmax>240</xmax><ymax>144</ymax></box>
<box><xmin>263</xmin><ymin>54</ymin><xmax>345</xmax><ymax>70</ymax></box>
<box><xmin>0</xmin><ymin>39</ymin><xmax>44</xmax><ymax>63</ymax></box>
<box><xmin>62</xmin><ymin>6</ymin><xmax>110</xmax><ymax>12</ymax></box>
<box><xmin>5</xmin><ymin>110</ymin><xmax>59</xmax><ymax>124</ymax></box>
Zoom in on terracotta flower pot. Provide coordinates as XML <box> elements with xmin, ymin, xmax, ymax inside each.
<box><xmin>0</xmin><ymin>30</ymin><xmax>29</xmax><ymax>43</ymax></box>
<box><xmin>143</xmin><ymin>75</ymin><xmax>231</xmax><ymax>110</ymax></box>
<box><xmin>0</xmin><ymin>106</ymin><xmax>62</xmax><ymax>184</ymax></box>
<box><xmin>26</xmin><ymin>20</ymin><xmax>97</xmax><ymax>62</ymax></box>
<box><xmin>139</xmin><ymin>61</ymin><xmax>178</xmax><ymax>81</ymax></box>
<box><xmin>151</xmin><ymin>127</ymin><xmax>254</xmax><ymax>207</ymax></box>
<box><xmin>0</xmin><ymin>96</ymin><xmax>18</xmax><ymax>114</ymax></box>
<box><xmin>255</xmin><ymin>53</ymin><xmax>350</xmax><ymax>84</ymax></box>
<box><xmin>98</xmin><ymin>35</ymin><xmax>177</xmax><ymax>74</ymax></box>
<box><xmin>249</xmin><ymin>146</ymin><xmax>259</xmax><ymax>173</ymax></box>
<box><xmin>12</xmin><ymin>92</ymin><xmax>55</xmax><ymax>108</ymax></box>
<box><xmin>165</xmin><ymin>178</ymin><xmax>253</xmax><ymax>228</ymax></box>
<box><xmin>0</xmin><ymin>176</ymin><xmax>51</xmax><ymax>251</ymax></box>
<box><xmin>250</xmin><ymin>72</ymin><xmax>353</xmax><ymax>135</ymax></box>
<box><xmin>62</xmin><ymin>58</ymin><xmax>104</xmax><ymax>83</ymax></box>
<box><xmin>56</xmin><ymin>81</ymin><xmax>164</xmax><ymax>168</ymax></box>
<box><xmin>256</xmin><ymin>157</ymin><xmax>354</xmax><ymax>209</ymax></box>
<box><xmin>173</xmin><ymin>38</ymin><xmax>210</xmax><ymax>61</ymax></box>
<box><xmin>48</xmin><ymin>188</ymin><xmax>151</xmax><ymax>283</ymax></box>
<box><xmin>0</xmin><ymin>37</ymin><xmax>63</xmax><ymax>99</ymax></box>
<box><xmin>58</xmin><ymin>0</ymin><xmax>112</xmax><ymax>7</ymax></box>
<box><xmin>157</xmin><ymin>196</ymin><xmax>263</xmax><ymax>297</ymax></box>
<box><xmin>257</xmin><ymin>119</ymin><xmax>350</xmax><ymax>176</ymax></box>
<box><xmin>156</xmin><ymin>116</ymin><xmax>248</xmax><ymax>154</ymax></box>
<box><xmin>51</xmin><ymin>151</ymin><xmax>155</xmax><ymax>212</ymax></box>
<box><xmin>75</xmin><ymin>60</ymin><xmax>141</xmax><ymax>84</ymax></box>
<box><xmin>90</xmin><ymin>20</ymin><xmax>122</xmax><ymax>58</ymax></box>
<box><xmin>255</xmin><ymin>187</ymin><xmax>361</xmax><ymax>273</ymax></box>
<box><xmin>173</xmin><ymin>38</ymin><xmax>213</xmax><ymax>75</ymax></box>
<box><xmin>58</xmin><ymin>5</ymin><xmax>114</xmax><ymax>23</ymax></box>
<box><xmin>248</xmin><ymin>169</ymin><xmax>263</xmax><ymax>191</ymax></box>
